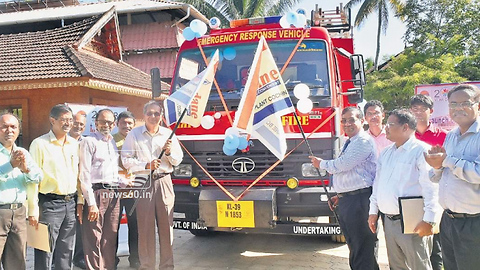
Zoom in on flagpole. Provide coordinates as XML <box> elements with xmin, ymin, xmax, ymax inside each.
<box><xmin>291</xmin><ymin>110</ymin><xmax>340</xmax><ymax>223</ymax></box>
<box><xmin>129</xmin><ymin>108</ymin><xmax>188</xmax><ymax>216</ymax></box>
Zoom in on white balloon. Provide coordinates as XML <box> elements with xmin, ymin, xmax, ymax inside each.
<box><xmin>279</xmin><ymin>16</ymin><xmax>290</xmax><ymax>29</ymax></box>
<box><xmin>209</xmin><ymin>17</ymin><xmax>221</xmax><ymax>29</ymax></box>
<box><xmin>213</xmin><ymin>112</ymin><xmax>222</xmax><ymax>119</ymax></box>
<box><xmin>197</xmin><ymin>21</ymin><xmax>208</xmax><ymax>36</ymax></box>
<box><xmin>201</xmin><ymin>115</ymin><xmax>215</xmax><ymax>129</ymax></box>
<box><xmin>294</xmin><ymin>83</ymin><xmax>310</xmax><ymax>99</ymax></box>
<box><xmin>225</xmin><ymin>127</ymin><xmax>240</xmax><ymax>136</ymax></box>
<box><xmin>297</xmin><ymin>98</ymin><xmax>313</xmax><ymax>114</ymax></box>
<box><xmin>294</xmin><ymin>14</ymin><xmax>307</xmax><ymax>28</ymax></box>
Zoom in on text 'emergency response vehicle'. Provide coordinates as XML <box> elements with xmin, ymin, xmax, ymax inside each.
<box><xmin>169</xmin><ymin>4</ymin><xmax>366</xmax><ymax>239</ymax></box>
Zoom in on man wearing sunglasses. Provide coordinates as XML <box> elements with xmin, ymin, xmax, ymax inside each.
<box><xmin>310</xmin><ymin>107</ymin><xmax>379</xmax><ymax>270</ymax></box>
<box><xmin>121</xmin><ymin>100</ymin><xmax>183</xmax><ymax>270</ymax></box>
<box><xmin>425</xmin><ymin>84</ymin><xmax>480</xmax><ymax>270</ymax></box>
<box><xmin>79</xmin><ymin>109</ymin><xmax>131</xmax><ymax>269</ymax></box>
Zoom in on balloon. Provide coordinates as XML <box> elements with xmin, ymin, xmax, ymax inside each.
<box><xmin>223</xmin><ymin>144</ymin><xmax>237</xmax><ymax>156</ymax></box>
<box><xmin>195</xmin><ymin>31</ymin><xmax>202</xmax><ymax>38</ymax></box>
<box><xmin>296</xmin><ymin>8</ymin><xmax>307</xmax><ymax>15</ymax></box>
<box><xmin>286</xmin><ymin>11</ymin><xmax>298</xmax><ymax>25</ymax></box>
<box><xmin>190</xmin><ymin>19</ymin><xmax>203</xmax><ymax>33</ymax></box>
<box><xmin>209</xmin><ymin>17</ymin><xmax>221</xmax><ymax>29</ymax></box>
<box><xmin>225</xmin><ymin>127</ymin><xmax>240</xmax><ymax>136</ymax></box>
<box><xmin>201</xmin><ymin>115</ymin><xmax>215</xmax><ymax>129</ymax></box>
<box><xmin>279</xmin><ymin>16</ymin><xmax>290</xmax><ymax>28</ymax></box>
<box><xmin>223</xmin><ymin>47</ymin><xmax>236</xmax><ymax>60</ymax></box>
<box><xmin>224</xmin><ymin>134</ymin><xmax>240</xmax><ymax>150</ymax></box>
<box><xmin>295</xmin><ymin>14</ymin><xmax>307</xmax><ymax>28</ymax></box>
<box><xmin>182</xmin><ymin>27</ymin><xmax>195</xmax><ymax>41</ymax></box>
<box><xmin>237</xmin><ymin>137</ymin><xmax>248</xmax><ymax>150</ymax></box>
<box><xmin>294</xmin><ymin>83</ymin><xmax>310</xmax><ymax>99</ymax></box>
<box><xmin>213</xmin><ymin>112</ymin><xmax>222</xmax><ymax>119</ymax></box>
<box><xmin>297</xmin><ymin>98</ymin><xmax>314</xmax><ymax>114</ymax></box>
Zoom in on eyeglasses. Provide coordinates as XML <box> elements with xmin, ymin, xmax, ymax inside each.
<box><xmin>385</xmin><ymin>122</ymin><xmax>399</xmax><ymax>128</ymax></box>
<box><xmin>146</xmin><ymin>111</ymin><xmax>162</xmax><ymax>117</ymax></box>
<box><xmin>96</xmin><ymin>120</ymin><xmax>115</xmax><ymax>126</ymax></box>
<box><xmin>340</xmin><ymin>118</ymin><xmax>357</xmax><ymax>125</ymax></box>
<box><xmin>56</xmin><ymin>118</ymin><xmax>73</xmax><ymax>123</ymax></box>
<box><xmin>449</xmin><ymin>101</ymin><xmax>478</xmax><ymax>109</ymax></box>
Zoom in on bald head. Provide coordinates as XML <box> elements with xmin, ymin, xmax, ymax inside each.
<box><xmin>0</xmin><ymin>113</ymin><xmax>20</xmax><ymax>149</ymax></box>
<box><xmin>69</xmin><ymin>112</ymin><xmax>87</xmax><ymax>140</ymax></box>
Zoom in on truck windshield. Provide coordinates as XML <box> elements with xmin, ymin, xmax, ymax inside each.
<box><xmin>172</xmin><ymin>40</ymin><xmax>330</xmax><ymax>101</ymax></box>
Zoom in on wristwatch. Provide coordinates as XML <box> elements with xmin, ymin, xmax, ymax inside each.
<box><xmin>425</xmin><ymin>221</ymin><xmax>436</xmax><ymax>227</ymax></box>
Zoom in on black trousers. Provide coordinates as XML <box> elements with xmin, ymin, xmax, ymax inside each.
<box><xmin>440</xmin><ymin>211</ymin><xmax>480</xmax><ymax>270</ymax></box>
<box><xmin>336</xmin><ymin>190</ymin><xmax>379</xmax><ymax>270</ymax></box>
<box><xmin>116</xmin><ymin>197</ymin><xmax>139</xmax><ymax>264</ymax></box>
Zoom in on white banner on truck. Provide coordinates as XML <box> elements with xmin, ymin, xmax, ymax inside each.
<box><xmin>415</xmin><ymin>82</ymin><xmax>480</xmax><ymax>131</ymax></box>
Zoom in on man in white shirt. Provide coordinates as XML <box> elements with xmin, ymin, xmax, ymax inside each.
<box><xmin>369</xmin><ymin>109</ymin><xmax>441</xmax><ymax>270</ymax></box>
<box><xmin>121</xmin><ymin>101</ymin><xmax>183</xmax><ymax>270</ymax></box>
<box><xmin>311</xmin><ymin>107</ymin><xmax>379</xmax><ymax>270</ymax></box>
<box><xmin>364</xmin><ymin>100</ymin><xmax>392</xmax><ymax>154</ymax></box>
<box><xmin>425</xmin><ymin>84</ymin><xmax>480</xmax><ymax>270</ymax></box>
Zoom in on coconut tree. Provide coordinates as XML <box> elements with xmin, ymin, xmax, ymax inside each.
<box><xmin>346</xmin><ymin>0</ymin><xmax>405</xmax><ymax>70</ymax></box>
<box><xmin>177</xmin><ymin>0</ymin><xmax>302</xmax><ymax>27</ymax></box>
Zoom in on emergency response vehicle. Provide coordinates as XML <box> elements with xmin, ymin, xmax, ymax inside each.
<box><xmin>169</xmin><ymin>4</ymin><xmax>366</xmax><ymax>239</ymax></box>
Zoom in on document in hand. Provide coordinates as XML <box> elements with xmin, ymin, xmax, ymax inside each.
<box><xmin>27</xmin><ymin>222</ymin><xmax>52</xmax><ymax>252</ymax></box>
<box><xmin>399</xmin><ymin>196</ymin><xmax>439</xmax><ymax>234</ymax></box>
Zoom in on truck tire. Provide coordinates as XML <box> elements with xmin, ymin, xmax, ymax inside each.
<box><xmin>329</xmin><ymin>216</ymin><xmax>346</xmax><ymax>243</ymax></box>
<box><xmin>186</xmin><ymin>213</ymin><xmax>216</xmax><ymax>237</ymax></box>
<box><xmin>331</xmin><ymin>235</ymin><xmax>346</xmax><ymax>243</ymax></box>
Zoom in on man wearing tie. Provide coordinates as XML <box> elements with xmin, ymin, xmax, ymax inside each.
<box><xmin>310</xmin><ymin>107</ymin><xmax>379</xmax><ymax>270</ymax></box>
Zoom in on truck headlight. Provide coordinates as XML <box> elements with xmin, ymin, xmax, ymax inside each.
<box><xmin>173</xmin><ymin>164</ymin><xmax>192</xmax><ymax>177</ymax></box>
<box><xmin>302</xmin><ymin>163</ymin><xmax>327</xmax><ymax>177</ymax></box>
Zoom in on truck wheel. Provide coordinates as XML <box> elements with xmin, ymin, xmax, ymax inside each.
<box><xmin>331</xmin><ymin>235</ymin><xmax>346</xmax><ymax>243</ymax></box>
<box><xmin>186</xmin><ymin>213</ymin><xmax>216</xmax><ymax>237</ymax></box>
<box><xmin>329</xmin><ymin>216</ymin><xmax>346</xmax><ymax>243</ymax></box>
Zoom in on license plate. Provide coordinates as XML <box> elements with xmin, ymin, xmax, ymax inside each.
<box><xmin>216</xmin><ymin>201</ymin><xmax>255</xmax><ymax>228</ymax></box>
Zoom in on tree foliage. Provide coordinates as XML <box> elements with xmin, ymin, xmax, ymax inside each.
<box><xmin>365</xmin><ymin>0</ymin><xmax>480</xmax><ymax>110</ymax></box>
<box><xmin>176</xmin><ymin>0</ymin><xmax>302</xmax><ymax>27</ymax></box>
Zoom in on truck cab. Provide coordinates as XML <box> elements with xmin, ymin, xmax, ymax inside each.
<box><xmin>169</xmin><ymin>4</ymin><xmax>365</xmax><ymax>237</ymax></box>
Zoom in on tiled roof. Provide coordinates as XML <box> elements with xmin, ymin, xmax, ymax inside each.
<box><xmin>0</xmin><ymin>17</ymin><xmax>97</xmax><ymax>81</ymax></box>
<box><xmin>121</xmin><ymin>22</ymin><xmax>181</xmax><ymax>51</ymax></box>
<box><xmin>0</xmin><ymin>15</ymin><xmax>153</xmax><ymax>90</ymax></box>
<box><xmin>124</xmin><ymin>50</ymin><xmax>177</xmax><ymax>79</ymax></box>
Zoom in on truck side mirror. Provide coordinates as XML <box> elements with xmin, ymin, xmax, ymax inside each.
<box><xmin>350</xmin><ymin>54</ymin><xmax>365</xmax><ymax>88</ymax></box>
<box><xmin>346</xmin><ymin>87</ymin><xmax>364</xmax><ymax>104</ymax></box>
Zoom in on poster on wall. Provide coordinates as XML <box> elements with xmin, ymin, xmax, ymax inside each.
<box><xmin>67</xmin><ymin>103</ymin><xmax>128</xmax><ymax>136</ymax></box>
<box><xmin>415</xmin><ymin>81</ymin><xmax>480</xmax><ymax>131</ymax></box>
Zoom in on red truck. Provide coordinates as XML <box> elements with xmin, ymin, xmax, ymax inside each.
<box><xmin>168</xmin><ymin>4</ymin><xmax>366</xmax><ymax>240</ymax></box>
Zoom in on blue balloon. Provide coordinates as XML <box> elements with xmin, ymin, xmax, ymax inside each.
<box><xmin>182</xmin><ymin>27</ymin><xmax>195</xmax><ymax>41</ymax></box>
<box><xmin>286</xmin><ymin>11</ymin><xmax>298</xmax><ymax>25</ymax></box>
<box><xmin>237</xmin><ymin>137</ymin><xmax>248</xmax><ymax>150</ymax></box>
<box><xmin>223</xmin><ymin>144</ymin><xmax>237</xmax><ymax>156</ymax></box>
<box><xmin>223</xmin><ymin>47</ymin><xmax>236</xmax><ymax>61</ymax></box>
<box><xmin>224</xmin><ymin>134</ymin><xmax>239</xmax><ymax>150</ymax></box>
<box><xmin>195</xmin><ymin>31</ymin><xmax>202</xmax><ymax>38</ymax></box>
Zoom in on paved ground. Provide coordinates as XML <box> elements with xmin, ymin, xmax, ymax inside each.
<box><xmin>27</xmin><ymin>220</ymin><xmax>389</xmax><ymax>270</ymax></box>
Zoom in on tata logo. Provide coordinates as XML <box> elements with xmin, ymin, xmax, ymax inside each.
<box><xmin>231</xmin><ymin>157</ymin><xmax>255</xmax><ymax>174</ymax></box>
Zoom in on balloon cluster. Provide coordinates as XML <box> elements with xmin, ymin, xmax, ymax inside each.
<box><xmin>183</xmin><ymin>19</ymin><xmax>208</xmax><ymax>41</ymax></box>
<box><xmin>222</xmin><ymin>127</ymin><xmax>249</xmax><ymax>156</ymax></box>
<box><xmin>294</xmin><ymin>83</ymin><xmax>313</xmax><ymax>114</ymax></box>
<box><xmin>279</xmin><ymin>9</ymin><xmax>308</xmax><ymax>29</ymax></box>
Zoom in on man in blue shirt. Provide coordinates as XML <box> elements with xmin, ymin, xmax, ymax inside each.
<box><xmin>311</xmin><ymin>107</ymin><xmax>379</xmax><ymax>270</ymax></box>
<box><xmin>0</xmin><ymin>113</ymin><xmax>42</xmax><ymax>269</ymax></box>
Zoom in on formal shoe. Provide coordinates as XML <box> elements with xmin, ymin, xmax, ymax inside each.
<box><xmin>73</xmin><ymin>259</ymin><xmax>87</xmax><ymax>269</ymax></box>
<box><xmin>129</xmin><ymin>260</ymin><xmax>141</xmax><ymax>269</ymax></box>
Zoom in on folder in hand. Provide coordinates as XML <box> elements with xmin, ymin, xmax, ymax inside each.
<box><xmin>398</xmin><ymin>196</ymin><xmax>439</xmax><ymax>234</ymax></box>
<box><xmin>27</xmin><ymin>222</ymin><xmax>53</xmax><ymax>252</ymax></box>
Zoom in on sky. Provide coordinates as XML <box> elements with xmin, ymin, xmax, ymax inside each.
<box><xmin>293</xmin><ymin>1</ymin><xmax>406</xmax><ymax>61</ymax></box>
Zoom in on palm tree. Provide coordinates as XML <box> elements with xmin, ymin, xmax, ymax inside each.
<box><xmin>346</xmin><ymin>0</ymin><xmax>405</xmax><ymax>70</ymax></box>
<box><xmin>176</xmin><ymin>0</ymin><xmax>302</xmax><ymax>27</ymax></box>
